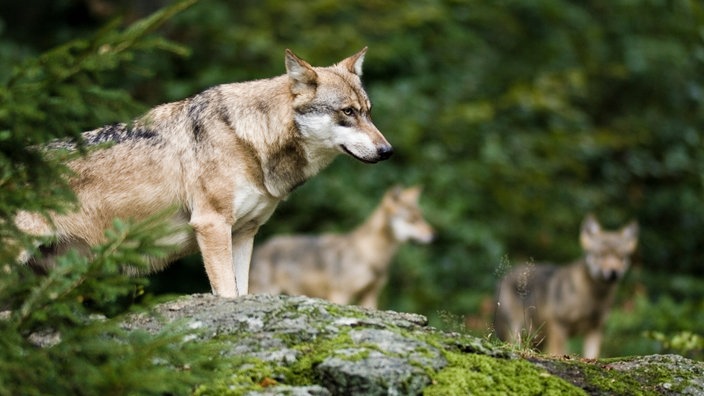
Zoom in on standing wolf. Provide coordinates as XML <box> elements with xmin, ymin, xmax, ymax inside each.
<box><xmin>249</xmin><ymin>186</ymin><xmax>434</xmax><ymax>308</ymax></box>
<box><xmin>15</xmin><ymin>48</ymin><xmax>392</xmax><ymax>298</ymax></box>
<box><xmin>494</xmin><ymin>214</ymin><xmax>638</xmax><ymax>358</ymax></box>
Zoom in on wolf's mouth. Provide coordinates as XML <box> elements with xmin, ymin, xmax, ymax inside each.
<box><xmin>340</xmin><ymin>144</ymin><xmax>379</xmax><ymax>164</ymax></box>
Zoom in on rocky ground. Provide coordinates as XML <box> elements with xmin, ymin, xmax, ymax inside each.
<box><xmin>122</xmin><ymin>294</ymin><xmax>704</xmax><ymax>395</ymax></box>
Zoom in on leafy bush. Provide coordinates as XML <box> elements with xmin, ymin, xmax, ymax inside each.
<box><xmin>0</xmin><ymin>1</ymin><xmax>226</xmax><ymax>394</ymax></box>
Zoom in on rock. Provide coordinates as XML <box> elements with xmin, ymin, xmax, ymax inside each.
<box><xmin>122</xmin><ymin>294</ymin><xmax>704</xmax><ymax>395</ymax></box>
<box><xmin>316</xmin><ymin>328</ymin><xmax>445</xmax><ymax>395</ymax></box>
<box><xmin>606</xmin><ymin>354</ymin><xmax>704</xmax><ymax>395</ymax></box>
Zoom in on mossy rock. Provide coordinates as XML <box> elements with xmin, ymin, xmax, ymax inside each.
<box><xmin>123</xmin><ymin>294</ymin><xmax>704</xmax><ymax>395</ymax></box>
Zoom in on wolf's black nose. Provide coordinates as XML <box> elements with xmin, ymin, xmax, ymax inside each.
<box><xmin>606</xmin><ymin>270</ymin><xmax>619</xmax><ymax>282</ymax></box>
<box><xmin>377</xmin><ymin>145</ymin><xmax>393</xmax><ymax>160</ymax></box>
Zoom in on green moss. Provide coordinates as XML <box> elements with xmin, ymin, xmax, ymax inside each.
<box><xmin>577</xmin><ymin>355</ymin><xmax>696</xmax><ymax>395</ymax></box>
<box><xmin>578</xmin><ymin>360</ymin><xmax>651</xmax><ymax>394</ymax></box>
<box><xmin>193</xmin><ymin>355</ymin><xmax>277</xmax><ymax>396</ymax></box>
<box><xmin>522</xmin><ymin>353</ymin><xmax>704</xmax><ymax>395</ymax></box>
<box><xmin>193</xmin><ymin>329</ymin><xmax>360</xmax><ymax>394</ymax></box>
<box><xmin>286</xmin><ymin>331</ymin><xmax>362</xmax><ymax>385</ymax></box>
<box><xmin>304</xmin><ymin>300</ymin><xmax>366</xmax><ymax>319</ymax></box>
<box><xmin>425</xmin><ymin>351</ymin><xmax>586</xmax><ymax>396</ymax></box>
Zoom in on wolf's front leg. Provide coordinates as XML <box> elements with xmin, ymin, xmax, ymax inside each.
<box><xmin>328</xmin><ymin>291</ymin><xmax>352</xmax><ymax>306</ymax></box>
<box><xmin>191</xmin><ymin>213</ymin><xmax>238</xmax><ymax>298</ymax></box>
<box><xmin>232</xmin><ymin>230</ymin><xmax>257</xmax><ymax>296</ymax></box>
<box><xmin>583</xmin><ymin>328</ymin><xmax>603</xmax><ymax>359</ymax></box>
<box><xmin>357</xmin><ymin>278</ymin><xmax>386</xmax><ymax>309</ymax></box>
<box><xmin>545</xmin><ymin>321</ymin><xmax>568</xmax><ymax>356</ymax></box>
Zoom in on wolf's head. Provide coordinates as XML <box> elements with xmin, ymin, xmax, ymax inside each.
<box><xmin>383</xmin><ymin>185</ymin><xmax>435</xmax><ymax>244</ymax></box>
<box><xmin>285</xmin><ymin>48</ymin><xmax>393</xmax><ymax>164</ymax></box>
<box><xmin>580</xmin><ymin>214</ymin><xmax>639</xmax><ymax>283</ymax></box>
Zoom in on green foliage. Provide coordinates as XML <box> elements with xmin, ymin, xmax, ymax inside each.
<box><xmin>605</xmin><ymin>286</ymin><xmax>704</xmax><ymax>359</ymax></box>
<box><xmin>0</xmin><ymin>1</ymin><xmax>227</xmax><ymax>394</ymax></box>
<box><xmin>645</xmin><ymin>331</ymin><xmax>703</xmax><ymax>360</ymax></box>
<box><xmin>0</xmin><ymin>0</ymin><xmax>193</xmax><ymax>263</ymax></box>
<box><xmin>0</xmin><ymin>217</ymin><xmax>218</xmax><ymax>396</ymax></box>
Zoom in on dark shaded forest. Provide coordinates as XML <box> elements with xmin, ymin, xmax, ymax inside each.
<box><xmin>1</xmin><ymin>0</ymin><xmax>702</xmax><ymax>362</ymax></box>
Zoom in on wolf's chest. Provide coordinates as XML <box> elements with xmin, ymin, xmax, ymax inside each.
<box><xmin>231</xmin><ymin>184</ymin><xmax>279</xmax><ymax>232</ymax></box>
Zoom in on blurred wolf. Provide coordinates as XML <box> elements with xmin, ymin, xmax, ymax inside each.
<box><xmin>14</xmin><ymin>48</ymin><xmax>392</xmax><ymax>298</ymax></box>
<box><xmin>249</xmin><ymin>186</ymin><xmax>434</xmax><ymax>308</ymax></box>
<box><xmin>494</xmin><ymin>214</ymin><xmax>638</xmax><ymax>358</ymax></box>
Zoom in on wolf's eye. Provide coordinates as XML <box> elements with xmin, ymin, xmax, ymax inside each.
<box><xmin>341</xmin><ymin>107</ymin><xmax>355</xmax><ymax>116</ymax></box>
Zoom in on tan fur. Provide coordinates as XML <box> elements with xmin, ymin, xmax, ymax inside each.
<box><xmin>15</xmin><ymin>48</ymin><xmax>392</xmax><ymax>298</ymax></box>
<box><xmin>249</xmin><ymin>186</ymin><xmax>434</xmax><ymax>308</ymax></box>
<box><xmin>494</xmin><ymin>214</ymin><xmax>639</xmax><ymax>358</ymax></box>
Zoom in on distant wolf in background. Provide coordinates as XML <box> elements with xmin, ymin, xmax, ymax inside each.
<box><xmin>249</xmin><ymin>185</ymin><xmax>434</xmax><ymax>308</ymax></box>
<box><xmin>494</xmin><ymin>214</ymin><xmax>638</xmax><ymax>358</ymax></box>
<box><xmin>14</xmin><ymin>48</ymin><xmax>392</xmax><ymax>298</ymax></box>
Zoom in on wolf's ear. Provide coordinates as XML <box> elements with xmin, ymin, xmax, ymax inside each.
<box><xmin>621</xmin><ymin>220</ymin><xmax>639</xmax><ymax>239</ymax></box>
<box><xmin>580</xmin><ymin>214</ymin><xmax>601</xmax><ymax>249</ymax></box>
<box><xmin>387</xmin><ymin>185</ymin><xmax>403</xmax><ymax>199</ymax></box>
<box><xmin>285</xmin><ymin>49</ymin><xmax>318</xmax><ymax>96</ymax></box>
<box><xmin>401</xmin><ymin>185</ymin><xmax>423</xmax><ymax>203</ymax></box>
<box><xmin>340</xmin><ymin>47</ymin><xmax>368</xmax><ymax>76</ymax></box>
<box><xmin>581</xmin><ymin>214</ymin><xmax>601</xmax><ymax>234</ymax></box>
<box><xmin>383</xmin><ymin>185</ymin><xmax>404</xmax><ymax>205</ymax></box>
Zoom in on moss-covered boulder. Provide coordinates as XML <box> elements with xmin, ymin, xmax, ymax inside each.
<box><xmin>122</xmin><ymin>294</ymin><xmax>704</xmax><ymax>395</ymax></box>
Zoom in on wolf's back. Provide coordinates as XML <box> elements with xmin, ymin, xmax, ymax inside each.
<box><xmin>249</xmin><ymin>234</ymin><xmax>340</xmax><ymax>294</ymax></box>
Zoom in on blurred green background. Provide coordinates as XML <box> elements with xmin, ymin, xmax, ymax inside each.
<box><xmin>1</xmin><ymin>0</ymin><xmax>702</xmax><ymax>358</ymax></box>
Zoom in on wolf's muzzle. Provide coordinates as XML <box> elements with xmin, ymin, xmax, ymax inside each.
<box><xmin>605</xmin><ymin>270</ymin><xmax>620</xmax><ymax>283</ymax></box>
<box><xmin>377</xmin><ymin>145</ymin><xmax>393</xmax><ymax>161</ymax></box>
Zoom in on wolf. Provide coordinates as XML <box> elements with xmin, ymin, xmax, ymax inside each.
<box><xmin>14</xmin><ymin>48</ymin><xmax>392</xmax><ymax>298</ymax></box>
<box><xmin>249</xmin><ymin>185</ymin><xmax>434</xmax><ymax>308</ymax></box>
<box><xmin>494</xmin><ymin>214</ymin><xmax>638</xmax><ymax>358</ymax></box>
